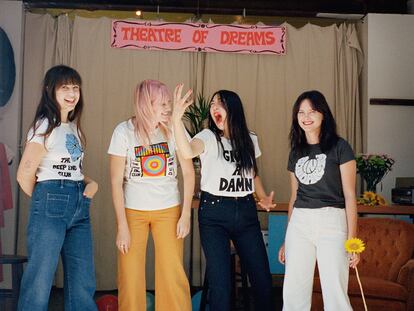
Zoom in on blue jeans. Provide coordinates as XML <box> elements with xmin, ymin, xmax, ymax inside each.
<box><xmin>198</xmin><ymin>191</ymin><xmax>273</xmax><ymax>311</ymax></box>
<box><xmin>18</xmin><ymin>180</ymin><xmax>97</xmax><ymax>311</ymax></box>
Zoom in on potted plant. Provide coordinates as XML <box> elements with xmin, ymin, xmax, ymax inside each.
<box><xmin>183</xmin><ymin>93</ymin><xmax>210</xmax><ymax>137</ymax></box>
<box><xmin>355</xmin><ymin>154</ymin><xmax>395</xmax><ymax>193</ymax></box>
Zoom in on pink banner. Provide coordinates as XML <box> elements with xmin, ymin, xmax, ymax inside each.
<box><xmin>111</xmin><ymin>20</ymin><xmax>286</xmax><ymax>55</ymax></box>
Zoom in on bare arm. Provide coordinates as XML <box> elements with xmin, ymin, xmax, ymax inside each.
<box><xmin>176</xmin><ymin>150</ymin><xmax>195</xmax><ymax>238</ymax></box>
<box><xmin>17</xmin><ymin>142</ymin><xmax>47</xmax><ymax>197</ymax></box>
<box><xmin>287</xmin><ymin>172</ymin><xmax>298</xmax><ymax>222</ymax></box>
<box><xmin>254</xmin><ymin>175</ymin><xmax>275</xmax><ymax>211</ymax></box>
<box><xmin>109</xmin><ymin>155</ymin><xmax>130</xmax><ymax>254</ymax></box>
<box><xmin>279</xmin><ymin>172</ymin><xmax>298</xmax><ymax>264</ymax></box>
<box><xmin>172</xmin><ymin>84</ymin><xmax>205</xmax><ymax>159</ymax></box>
<box><xmin>340</xmin><ymin>160</ymin><xmax>358</xmax><ymax>239</ymax></box>
<box><xmin>174</xmin><ymin>124</ymin><xmax>204</xmax><ymax>159</ymax></box>
<box><xmin>340</xmin><ymin>159</ymin><xmax>360</xmax><ymax>268</ymax></box>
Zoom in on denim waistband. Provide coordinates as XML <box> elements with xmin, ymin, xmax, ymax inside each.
<box><xmin>37</xmin><ymin>179</ymin><xmax>85</xmax><ymax>187</ymax></box>
<box><xmin>201</xmin><ymin>191</ymin><xmax>254</xmax><ymax>202</ymax></box>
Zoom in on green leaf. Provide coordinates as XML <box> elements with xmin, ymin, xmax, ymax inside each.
<box><xmin>183</xmin><ymin>93</ymin><xmax>211</xmax><ymax>137</ymax></box>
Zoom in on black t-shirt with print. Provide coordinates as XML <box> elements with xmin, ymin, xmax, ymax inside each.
<box><xmin>287</xmin><ymin>138</ymin><xmax>355</xmax><ymax>209</ymax></box>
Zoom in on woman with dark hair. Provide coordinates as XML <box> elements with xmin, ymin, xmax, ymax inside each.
<box><xmin>278</xmin><ymin>90</ymin><xmax>359</xmax><ymax>311</ymax></box>
<box><xmin>17</xmin><ymin>65</ymin><xmax>98</xmax><ymax>311</ymax></box>
<box><xmin>172</xmin><ymin>85</ymin><xmax>274</xmax><ymax>311</ymax></box>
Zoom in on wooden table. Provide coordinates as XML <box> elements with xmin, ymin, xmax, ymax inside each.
<box><xmin>260</xmin><ymin>203</ymin><xmax>414</xmax><ymax>216</ymax></box>
<box><xmin>192</xmin><ymin>199</ymin><xmax>414</xmax><ymax>216</ymax></box>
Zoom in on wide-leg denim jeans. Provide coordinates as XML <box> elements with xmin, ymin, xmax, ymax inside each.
<box><xmin>198</xmin><ymin>191</ymin><xmax>273</xmax><ymax>311</ymax></box>
<box><xmin>18</xmin><ymin>180</ymin><xmax>97</xmax><ymax>311</ymax></box>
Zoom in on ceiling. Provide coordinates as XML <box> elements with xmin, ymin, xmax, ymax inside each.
<box><xmin>24</xmin><ymin>0</ymin><xmax>408</xmax><ymax>17</ymax></box>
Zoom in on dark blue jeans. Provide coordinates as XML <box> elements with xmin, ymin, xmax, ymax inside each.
<box><xmin>18</xmin><ymin>180</ymin><xmax>97</xmax><ymax>311</ymax></box>
<box><xmin>198</xmin><ymin>191</ymin><xmax>273</xmax><ymax>311</ymax></box>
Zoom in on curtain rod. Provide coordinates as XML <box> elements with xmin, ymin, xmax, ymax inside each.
<box><xmin>24</xmin><ymin>2</ymin><xmax>365</xmax><ymax>18</ymax></box>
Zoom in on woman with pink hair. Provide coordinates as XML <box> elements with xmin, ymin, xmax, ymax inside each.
<box><xmin>108</xmin><ymin>80</ymin><xmax>194</xmax><ymax>311</ymax></box>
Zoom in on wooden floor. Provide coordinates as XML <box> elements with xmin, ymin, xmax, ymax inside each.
<box><xmin>1</xmin><ymin>286</ymin><xmax>284</xmax><ymax>311</ymax></box>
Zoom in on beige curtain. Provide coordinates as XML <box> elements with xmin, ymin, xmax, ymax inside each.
<box><xmin>19</xmin><ymin>13</ymin><xmax>363</xmax><ymax>290</ymax></box>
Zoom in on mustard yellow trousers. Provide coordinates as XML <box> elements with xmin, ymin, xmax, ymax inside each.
<box><xmin>118</xmin><ymin>206</ymin><xmax>191</xmax><ymax>311</ymax></box>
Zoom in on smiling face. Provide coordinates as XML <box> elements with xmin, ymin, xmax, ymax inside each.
<box><xmin>152</xmin><ymin>97</ymin><xmax>172</xmax><ymax>125</ymax></box>
<box><xmin>297</xmin><ymin>99</ymin><xmax>324</xmax><ymax>135</ymax></box>
<box><xmin>210</xmin><ymin>94</ymin><xmax>227</xmax><ymax>131</ymax></box>
<box><xmin>55</xmin><ymin>84</ymin><xmax>80</xmax><ymax>116</ymax></box>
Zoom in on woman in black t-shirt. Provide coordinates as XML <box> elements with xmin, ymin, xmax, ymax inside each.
<box><xmin>278</xmin><ymin>90</ymin><xmax>359</xmax><ymax>311</ymax></box>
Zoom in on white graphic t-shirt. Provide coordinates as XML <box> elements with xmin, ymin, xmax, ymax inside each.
<box><xmin>195</xmin><ymin>129</ymin><xmax>261</xmax><ymax>197</ymax></box>
<box><xmin>108</xmin><ymin>120</ymin><xmax>180</xmax><ymax>211</ymax></box>
<box><xmin>27</xmin><ymin>119</ymin><xmax>84</xmax><ymax>181</ymax></box>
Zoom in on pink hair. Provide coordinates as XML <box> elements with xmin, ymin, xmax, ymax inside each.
<box><xmin>133</xmin><ymin>79</ymin><xmax>171</xmax><ymax>146</ymax></box>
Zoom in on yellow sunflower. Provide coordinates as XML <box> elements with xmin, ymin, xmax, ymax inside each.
<box><xmin>345</xmin><ymin>238</ymin><xmax>366</xmax><ymax>254</ymax></box>
<box><xmin>376</xmin><ymin>194</ymin><xmax>387</xmax><ymax>206</ymax></box>
<box><xmin>363</xmin><ymin>191</ymin><xmax>376</xmax><ymax>202</ymax></box>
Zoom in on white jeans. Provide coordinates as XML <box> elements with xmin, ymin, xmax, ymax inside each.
<box><xmin>283</xmin><ymin>207</ymin><xmax>352</xmax><ymax>311</ymax></box>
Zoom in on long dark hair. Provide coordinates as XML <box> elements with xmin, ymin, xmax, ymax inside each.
<box><xmin>208</xmin><ymin>90</ymin><xmax>258</xmax><ymax>176</ymax></box>
<box><xmin>29</xmin><ymin>65</ymin><xmax>85</xmax><ymax>146</ymax></box>
<box><xmin>289</xmin><ymin>90</ymin><xmax>339</xmax><ymax>155</ymax></box>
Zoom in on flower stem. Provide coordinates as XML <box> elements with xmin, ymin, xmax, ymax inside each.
<box><xmin>355</xmin><ymin>265</ymin><xmax>368</xmax><ymax>311</ymax></box>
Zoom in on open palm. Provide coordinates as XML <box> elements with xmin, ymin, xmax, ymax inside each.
<box><xmin>173</xmin><ymin>83</ymin><xmax>193</xmax><ymax>121</ymax></box>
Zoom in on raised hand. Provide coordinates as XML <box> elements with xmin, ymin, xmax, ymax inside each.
<box><xmin>172</xmin><ymin>83</ymin><xmax>193</xmax><ymax>122</ymax></box>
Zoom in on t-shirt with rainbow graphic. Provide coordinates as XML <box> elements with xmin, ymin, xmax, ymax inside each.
<box><xmin>108</xmin><ymin>119</ymin><xmax>180</xmax><ymax>211</ymax></box>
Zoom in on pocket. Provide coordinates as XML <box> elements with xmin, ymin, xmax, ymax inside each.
<box><xmin>199</xmin><ymin>196</ymin><xmax>220</xmax><ymax>211</ymax></box>
<box><xmin>30</xmin><ymin>186</ymin><xmax>43</xmax><ymax>215</ymax></box>
<box><xmin>46</xmin><ymin>193</ymin><xmax>69</xmax><ymax>217</ymax></box>
<box><xmin>30</xmin><ymin>198</ymin><xmax>41</xmax><ymax>215</ymax></box>
<box><xmin>336</xmin><ymin>209</ymin><xmax>348</xmax><ymax>234</ymax></box>
<box><xmin>82</xmin><ymin>196</ymin><xmax>92</xmax><ymax>219</ymax></box>
<box><xmin>288</xmin><ymin>208</ymin><xmax>303</xmax><ymax>225</ymax></box>
<box><xmin>198</xmin><ymin>197</ymin><xmax>222</xmax><ymax>224</ymax></box>
<box><xmin>239</xmin><ymin>200</ymin><xmax>260</xmax><ymax>225</ymax></box>
<box><xmin>322</xmin><ymin>208</ymin><xmax>347</xmax><ymax>235</ymax></box>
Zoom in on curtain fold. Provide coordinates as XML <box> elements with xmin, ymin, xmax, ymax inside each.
<box><xmin>19</xmin><ymin>13</ymin><xmax>363</xmax><ymax>290</ymax></box>
<box><xmin>54</xmin><ymin>14</ymin><xmax>72</xmax><ymax>65</ymax></box>
<box><xmin>334</xmin><ymin>23</ymin><xmax>363</xmax><ymax>153</ymax></box>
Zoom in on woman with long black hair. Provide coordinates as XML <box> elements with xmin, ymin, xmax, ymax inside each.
<box><xmin>17</xmin><ymin>65</ymin><xmax>98</xmax><ymax>311</ymax></box>
<box><xmin>278</xmin><ymin>90</ymin><xmax>359</xmax><ymax>311</ymax></box>
<box><xmin>172</xmin><ymin>85</ymin><xmax>274</xmax><ymax>311</ymax></box>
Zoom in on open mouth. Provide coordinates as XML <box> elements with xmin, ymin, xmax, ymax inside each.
<box><xmin>213</xmin><ymin>112</ymin><xmax>223</xmax><ymax>124</ymax></box>
<box><xmin>302</xmin><ymin>121</ymin><xmax>313</xmax><ymax>126</ymax></box>
<box><xmin>64</xmin><ymin>98</ymin><xmax>76</xmax><ymax>105</ymax></box>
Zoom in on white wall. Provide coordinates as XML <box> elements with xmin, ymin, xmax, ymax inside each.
<box><xmin>0</xmin><ymin>0</ymin><xmax>24</xmax><ymax>288</ymax></box>
<box><xmin>366</xmin><ymin>14</ymin><xmax>414</xmax><ymax>202</ymax></box>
